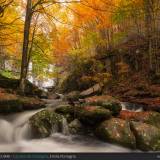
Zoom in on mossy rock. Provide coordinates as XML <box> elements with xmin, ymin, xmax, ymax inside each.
<box><xmin>29</xmin><ymin>109</ymin><xmax>64</xmax><ymax>138</ymax></box>
<box><xmin>0</xmin><ymin>99</ymin><xmax>23</xmax><ymax>113</ymax></box>
<box><xmin>0</xmin><ymin>74</ymin><xmax>45</xmax><ymax>98</ymax></box>
<box><xmin>55</xmin><ymin>105</ymin><xmax>76</xmax><ymax>122</ymax></box>
<box><xmin>130</xmin><ymin>121</ymin><xmax>160</xmax><ymax>151</ymax></box>
<box><xmin>55</xmin><ymin>105</ymin><xmax>75</xmax><ymax>115</ymax></box>
<box><xmin>63</xmin><ymin>114</ymin><xmax>74</xmax><ymax>123</ymax></box>
<box><xmin>69</xmin><ymin>119</ymin><xmax>85</xmax><ymax>135</ymax></box>
<box><xmin>19</xmin><ymin>97</ymin><xmax>46</xmax><ymax>110</ymax></box>
<box><xmin>119</xmin><ymin>111</ymin><xmax>160</xmax><ymax>128</ymax></box>
<box><xmin>0</xmin><ymin>97</ymin><xmax>46</xmax><ymax>114</ymax></box>
<box><xmin>95</xmin><ymin>118</ymin><xmax>136</xmax><ymax>149</ymax></box>
<box><xmin>100</xmin><ymin>102</ymin><xmax>122</xmax><ymax>116</ymax></box>
<box><xmin>85</xmin><ymin>96</ymin><xmax>122</xmax><ymax>116</ymax></box>
<box><xmin>77</xmin><ymin>106</ymin><xmax>111</xmax><ymax>125</ymax></box>
<box><xmin>65</xmin><ymin>91</ymin><xmax>81</xmax><ymax>102</ymax></box>
<box><xmin>140</xmin><ymin>112</ymin><xmax>160</xmax><ymax>128</ymax></box>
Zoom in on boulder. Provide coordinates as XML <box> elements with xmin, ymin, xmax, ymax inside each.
<box><xmin>65</xmin><ymin>91</ymin><xmax>81</xmax><ymax>102</ymax></box>
<box><xmin>0</xmin><ymin>96</ymin><xmax>45</xmax><ymax>114</ymax></box>
<box><xmin>69</xmin><ymin>119</ymin><xmax>85</xmax><ymax>135</ymax></box>
<box><xmin>55</xmin><ymin>104</ymin><xmax>75</xmax><ymax>115</ymax></box>
<box><xmin>119</xmin><ymin>111</ymin><xmax>160</xmax><ymax>128</ymax></box>
<box><xmin>130</xmin><ymin>121</ymin><xmax>160</xmax><ymax>151</ymax></box>
<box><xmin>77</xmin><ymin>105</ymin><xmax>111</xmax><ymax>125</ymax></box>
<box><xmin>55</xmin><ymin>104</ymin><xmax>75</xmax><ymax>123</ymax></box>
<box><xmin>95</xmin><ymin>118</ymin><xmax>136</xmax><ymax>148</ymax></box>
<box><xmin>29</xmin><ymin>109</ymin><xmax>64</xmax><ymax>138</ymax></box>
<box><xmin>0</xmin><ymin>99</ymin><xmax>23</xmax><ymax>113</ymax></box>
<box><xmin>20</xmin><ymin>97</ymin><xmax>46</xmax><ymax>110</ymax></box>
<box><xmin>85</xmin><ymin>95</ymin><xmax>122</xmax><ymax>116</ymax></box>
<box><xmin>80</xmin><ymin>83</ymin><xmax>103</xmax><ymax>98</ymax></box>
<box><xmin>63</xmin><ymin>114</ymin><xmax>74</xmax><ymax>123</ymax></box>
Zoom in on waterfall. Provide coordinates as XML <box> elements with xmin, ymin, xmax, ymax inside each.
<box><xmin>14</xmin><ymin>123</ymin><xmax>32</xmax><ymax>141</ymax></box>
<box><xmin>0</xmin><ymin>109</ymin><xmax>41</xmax><ymax>143</ymax></box>
<box><xmin>51</xmin><ymin>117</ymin><xmax>70</xmax><ymax>135</ymax></box>
<box><xmin>61</xmin><ymin>117</ymin><xmax>70</xmax><ymax>135</ymax></box>
<box><xmin>0</xmin><ymin>104</ymin><xmax>132</xmax><ymax>152</ymax></box>
<box><xmin>0</xmin><ymin>120</ymin><xmax>14</xmax><ymax>143</ymax></box>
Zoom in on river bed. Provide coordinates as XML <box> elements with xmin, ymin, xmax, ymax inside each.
<box><xmin>0</xmin><ymin>100</ymin><xmax>142</xmax><ymax>152</ymax></box>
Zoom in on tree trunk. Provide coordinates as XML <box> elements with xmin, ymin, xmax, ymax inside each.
<box><xmin>26</xmin><ymin>14</ymin><xmax>39</xmax><ymax>77</ymax></box>
<box><xmin>19</xmin><ymin>0</ymin><xmax>32</xmax><ymax>94</ymax></box>
<box><xmin>144</xmin><ymin>0</ymin><xmax>156</xmax><ymax>73</ymax></box>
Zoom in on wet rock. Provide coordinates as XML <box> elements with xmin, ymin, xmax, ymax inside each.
<box><xmin>85</xmin><ymin>96</ymin><xmax>122</xmax><ymax>116</ymax></box>
<box><xmin>29</xmin><ymin>109</ymin><xmax>64</xmax><ymax>138</ymax></box>
<box><xmin>0</xmin><ymin>96</ymin><xmax>45</xmax><ymax>114</ymax></box>
<box><xmin>55</xmin><ymin>105</ymin><xmax>76</xmax><ymax>123</ymax></box>
<box><xmin>119</xmin><ymin>111</ymin><xmax>160</xmax><ymax>128</ymax></box>
<box><xmin>55</xmin><ymin>104</ymin><xmax>75</xmax><ymax>115</ymax></box>
<box><xmin>69</xmin><ymin>119</ymin><xmax>85</xmax><ymax>135</ymax></box>
<box><xmin>130</xmin><ymin>121</ymin><xmax>160</xmax><ymax>151</ymax></box>
<box><xmin>95</xmin><ymin>118</ymin><xmax>136</xmax><ymax>148</ymax></box>
<box><xmin>0</xmin><ymin>99</ymin><xmax>23</xmax><ymax>113</ymax></box>
<box><xmin>77</xmin><ymin>106</ymin><xmax>111</xmax><ymax>125</ymax></box>
<box><xmin>65</xmin><ymin>91</ymin><xmax>81</xmax><ymax>102</ymax></box>
<box><xmin>20</xmin><ymin>97</ymin><xmax>46</xmax><ymax>110</ymax></box>
<box><xmin>63</xmin><ymin>114</ymin><xmax>74</xmax><ymax>123</ymax></box>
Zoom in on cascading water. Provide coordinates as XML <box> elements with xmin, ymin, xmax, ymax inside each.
<box><xmin>0</xmin><ymin>120</ymin><xmax>13</xmax><ymax>143</ymax></box>
<box><xmin>61</xmin><ymin>117</ymin><xmax>70</xmax><ymax>135</ymax></box>
<box><xmin>0</xmin><ymin>101</ymin><xmax>136</xmax><ymax>152</ymax></box>
<box><xmin>121</xmin><ymin>102</ymin><xmax>143</xmax><ymax>112</ymax></box>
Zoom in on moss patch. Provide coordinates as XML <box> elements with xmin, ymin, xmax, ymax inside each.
<box><xmin>29</xmin><ymin>109</ymin><xmax>64</xmax><ymax>138</ymax></box>
<box><xmin>130</xmin><ymin>121</ymin><xmax>160</xmax><ymax>151</ymax></box>
<box><xmin>95</xmin><ymin>118</ymin><xmax>136</xmax><ymax>149</ymax></box>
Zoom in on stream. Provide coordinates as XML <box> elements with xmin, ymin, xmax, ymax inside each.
<box><xmin>0</xmin><ymin>100</ymin><xmax>142</xmax><ymax>152</ymax></box>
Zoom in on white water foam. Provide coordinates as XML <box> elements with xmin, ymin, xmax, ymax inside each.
<box><xmin>0</xmin><ymin>102</ymin><xmax>137</xmax><ymax>152</ymax></box>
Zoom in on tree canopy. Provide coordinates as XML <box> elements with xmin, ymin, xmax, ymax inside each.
<box><xmin>0</xmin><ymin>0</ymin><xmax>160</xmax><ymax>91</ymax></box>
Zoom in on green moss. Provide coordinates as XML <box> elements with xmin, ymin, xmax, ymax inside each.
<box><xmin>55</xmin><ymin>105</ymin><xmax>76</xmax><ymax>123</ymax></box>
<box><xmin>145</xmin><ymin>112</ymin><xmax>160</xmax><ymax>128</ymax></box>
<box><xmin>101</xmin><ymin>101</ymin><xmax>122</xmax><ymax>116</ymax></box>
<box><xmin>130</xmin><ymin>121</ymin><xmax>160</xmax><ymax>151</ymax></box>
<box><xmin>55</xmin><ymin>105</ymin><xmax>75</xmax><ymax>115</ymax></box>
<box><xmin>0</xmin><ymin>96</ymin><xmax>45</xmax><ymax>114</ymax></box>
<box><xmin>86</xmin><ymin>98</ymin><xmax>122</xmax><ymax>116</ymax></box>
<box><xmin>0</xmin><ymin>99</ymin><xmax>23</xmax><ymax>113</ymax></box>
<box><xmin>95</xmin><ymin>118</ymin><xmax>136</xmax><ymax>149</ymax></box>
<box><xmin>69</xmin><ymin>119</ymin><xmax>84</xmax><ymax>135</ymax></box>
<box><xmin>29</xmin><ymin>109</ymin><xmax>64</xmax><ymax>138</ymax></box>
<box><xmin>129</xmin><ymin>111</ymin><xmax>160</xmax><ymax>128</ymax></box>
<box><xmin>77</xmin><ymin>106</ymin><xmax>111</xmax><ymax>125</ymax></box>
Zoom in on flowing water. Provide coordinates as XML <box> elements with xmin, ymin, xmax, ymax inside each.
<box><xmin>0</xmin><ymin>100</ymin><xmax>140</xmax><ymax>152</ymax></box>
<box><xmin>121</xmin><ymin>102</ymin><xmax>143</xmax><ymax>112</ymax></box>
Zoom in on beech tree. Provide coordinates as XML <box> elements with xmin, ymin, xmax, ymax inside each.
<box><xmin>20</xmin><ymin>0</ymin><xmax>80</xmax><ymax>93</ymax></box>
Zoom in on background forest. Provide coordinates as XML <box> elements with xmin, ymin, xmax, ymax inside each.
<box><xmin>0</xmin><ymin>0</ymin><xmax>160</xmax><ymax>94</ymax></box>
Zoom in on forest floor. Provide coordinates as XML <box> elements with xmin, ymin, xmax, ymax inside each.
<box><xmin>106</xmin><ymin>72</ymin><xmax>160</xmax><ymax>111</ymax></box>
